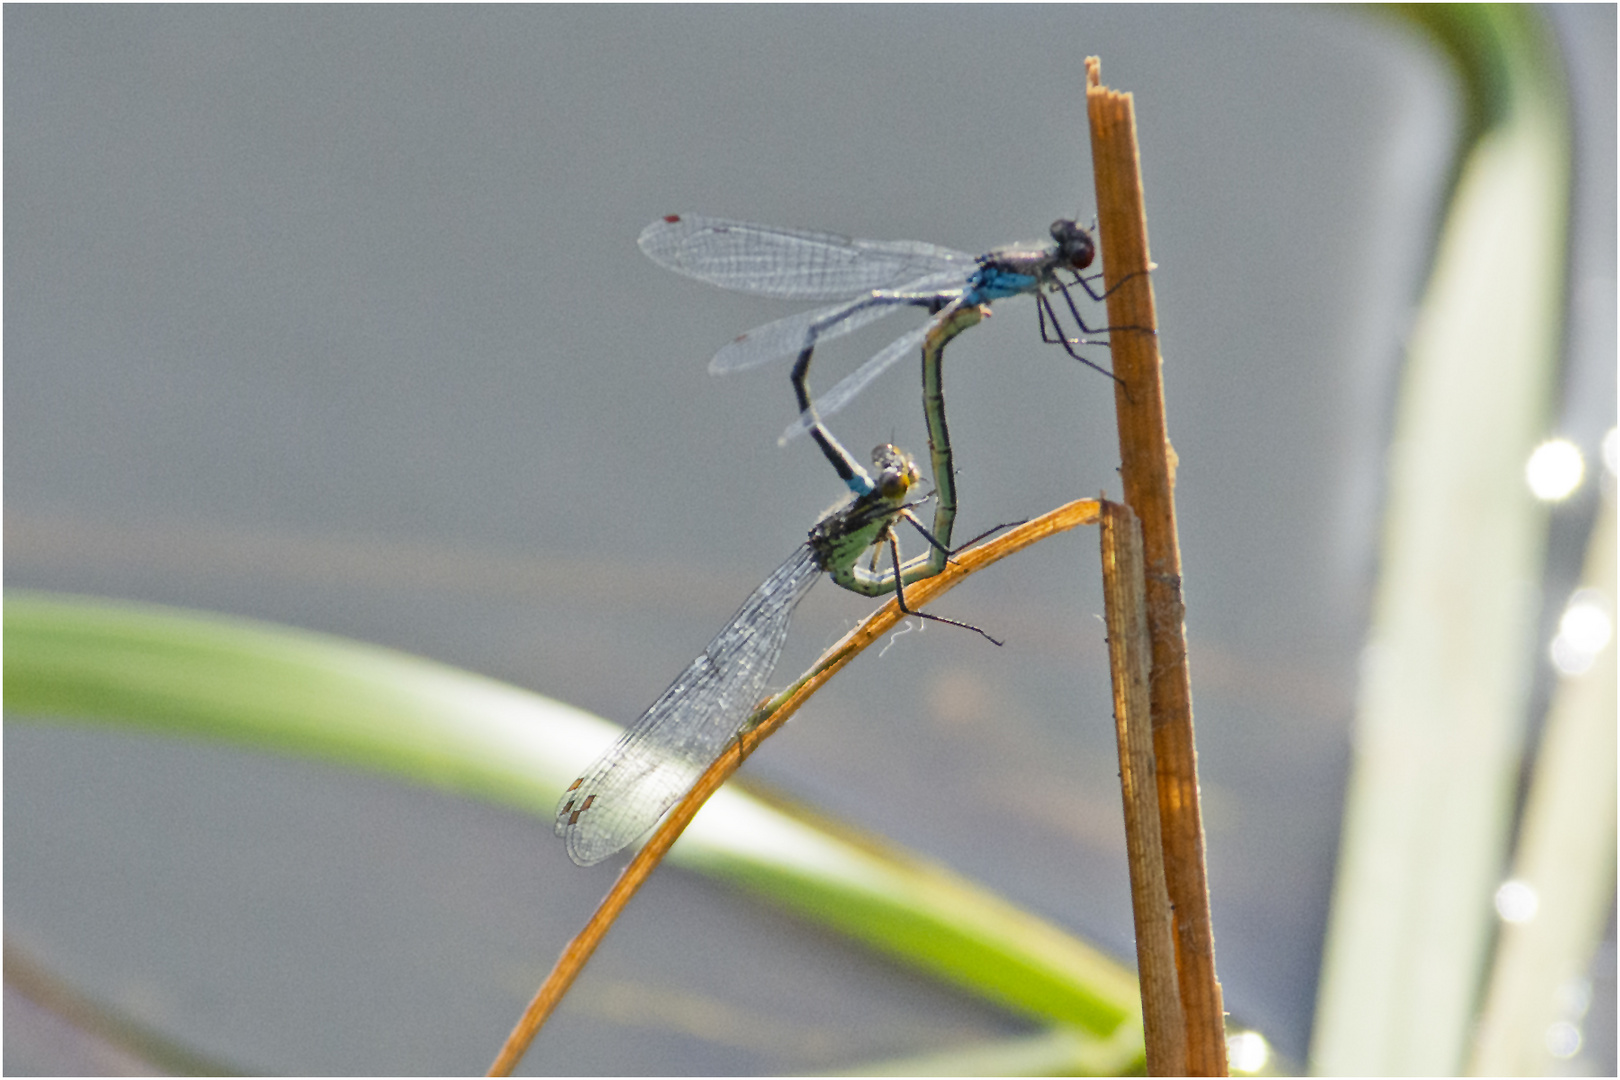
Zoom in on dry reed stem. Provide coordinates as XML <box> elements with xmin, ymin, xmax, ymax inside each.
<box><xmin>1100</xmin><ymin>500</ymin><xmax>1188</xmax><ymax>1076</ymax></box>
<box><xmin>1087</xmin><ymin>55</ymin><xmax>1228</xmax><ymax>1075</ymax></box>
<box><xmin>488</xmin><ymin>497</ymin><xmax>1103</xmax><ymax>1076</ymax></box>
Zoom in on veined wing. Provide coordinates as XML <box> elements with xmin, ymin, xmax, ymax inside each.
<box><xmin>639</xmin><ymin>215</ymin><xmax>976</xmax><ymax>301</ymax></box>
<box><xmin>555</xmin><ymin>543</ymin><xmax>824</xmax><ymax>866</ymax></box>
<box><xmin>710</xmin><ymin>268</ymin><xmax>971</xmax><ymax>375</ymax></box>
<box><xmin>710</xmin><ymin>295</ymin><xmax>903</xmax><ymax>374</ymax></box>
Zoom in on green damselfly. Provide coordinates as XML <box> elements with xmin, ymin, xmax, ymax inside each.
<box><xmin>555</xmin><ymin>442</ymin><xmax>995</xmax><ymax>867</ymax></box>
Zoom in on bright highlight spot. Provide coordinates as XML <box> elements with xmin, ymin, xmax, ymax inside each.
<box><xmin>1551</xmin><ymin>590</ymin><xmax>1613</xmax><ymax>676</ymax></box>
<box><xmin>1551</xmin><ymin>636</ymin><xmax>1596</xmax><ymax>676</ymax></box>
<box><xmin>1495</xmin><ymin>879</ymin><xmax>1538</xmax><ymax>923</ymax></box>
<box><xmin>1603</xmin><ymin>427</ymin><xmax>1616</xmax><ymax>477</ymax></box>
<box><xmin>1556</xmin><ymin>976</ymin><xmax>1593</xmax><ymax>1020</ymax></box>
<box><xmin>1526</xmin><ymin>439</ymin><xmax>1585</xmax><ymax>501</ymax></box>
<box><xmin>1227</xmin><ymin>1030</ymin><xmax>1270</xmax><ymax>1073</ymax></box>
<box><xmin>1545</xmin><ymin>1020</ymin><xmax>1582</xmax><ymax>1059</ymax></box>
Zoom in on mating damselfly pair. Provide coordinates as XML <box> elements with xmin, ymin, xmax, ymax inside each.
<box><xmin>556</xmin><ymin>214</ymin><xmax>1131</xmax><ymax>865</ymax></box>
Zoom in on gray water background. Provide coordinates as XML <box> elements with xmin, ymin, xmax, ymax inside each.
<box><xmin>6</xmin><ymin>6</ymin><xmax>1614</xmax><ymax>1075</ymax></box>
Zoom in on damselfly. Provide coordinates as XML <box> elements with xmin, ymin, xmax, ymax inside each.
<box><xmin>638</xmin><ymin>215</ymin><xmax>1124</xmax><ymax>462</ymax></box>
<box><xmin>555</xmin><ymin>443</ymin><xmax>995</xmax><ymax>867</ymax></box>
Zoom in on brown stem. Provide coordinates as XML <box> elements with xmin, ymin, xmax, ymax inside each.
<box><xmin>1100</xmin><ymin>501</ymin><xmax>1188</xmax><ymax>1075</ymax></box>
<box><xmin>1087</xmin><ymin>56</ymin><xmax>1228</xmax><ymax>1075</ymax></box>
<box><xmin>488</xmin><ymin>497</ymin><xmax>1103</xmax><ymax>1076</ymax></box>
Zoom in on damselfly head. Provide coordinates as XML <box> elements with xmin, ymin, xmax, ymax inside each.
<box><xmin>869</xmin><ymin>443</ymin><xmax>920</xmax><ymax>500</ymax></box>
<box><xmin>1050</xmin><ymin>219</ymin><xmax>1096</xmax><ymax>271</ymax></box>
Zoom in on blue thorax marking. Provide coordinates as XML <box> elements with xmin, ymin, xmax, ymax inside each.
<box><xmin>963</xmin><ymin>263</ymin><xmax>1040</xmax><ymax>304</ymax></box>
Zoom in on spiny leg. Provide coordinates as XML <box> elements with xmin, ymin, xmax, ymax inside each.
<box><xmin>949</xmin><ymin>517</ymin><xmax>1026</xmax><ymax>553</ymax></box>
<box><xmin>1067</xmin><ymin>264</ymin><xmax>1151</xmax><ymax>305</ymax></box>
<box><xmin>1045</xmin><ymin>266</ymin><xmax>1156</xmax><ymax>342</ymax></box>
<box><xmin>896</xmin><ymin>506</ymin><xmax>1019</xmax><ymax>561</ymax></box>
<box><xmin>885</xmin><ymin>526</ymin><xmax>1003</xmax><ymax>647</ymax></box>
<box><xmin>899</xmin><ymin>506</ymin><xmax>954</xmax><ymax>561</ymax></box>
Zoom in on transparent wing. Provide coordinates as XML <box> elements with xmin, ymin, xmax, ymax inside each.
<box><xmin>710</xmin><ymin>297</ymin><xmax>905</xmax><ymax>374</ymax></box>
<box><xmin>639</xmin><ymin>215</ymin><xmax>976</xmax><ymax>301</ymax></box>
<box><xmin>710</xmin><ymin>270</ymin><xmax>971</xmax><ymax>374</ymax></box>
<box><xmin>555</xmin><ymin>544</ymin><xmax>824</xmax><ymax>866</ymax></box>
<box><xmin>778</xmin><ymin>321</ymin><xmax>936</xmax><ymax>444</ymax></box>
